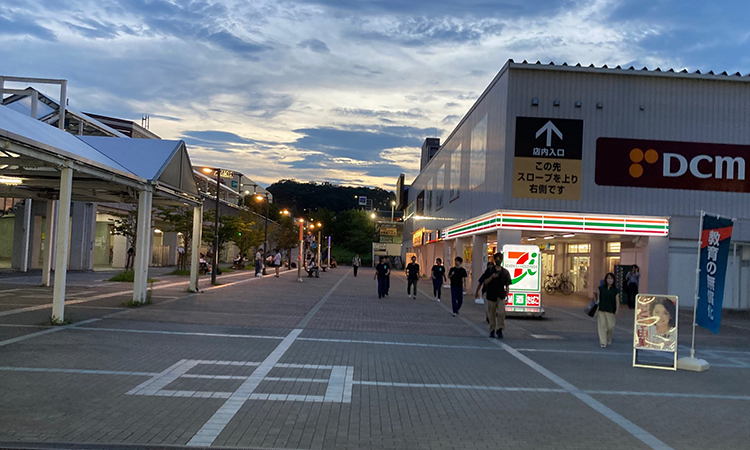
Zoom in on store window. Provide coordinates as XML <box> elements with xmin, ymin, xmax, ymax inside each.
<box><xmin>607</xmin><ymin>242</ymin><xmax>621</xmax><ymax>253</ymax></box>
<box><xmin>567</xmin><ymin>243</ymin><xmax>590</xmax><ymax>254</ymax></box>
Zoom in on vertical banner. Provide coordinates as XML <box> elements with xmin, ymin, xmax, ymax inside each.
<box><xmin>696</xmin><ymin>215</ymin><xmax>734</xmax><ymax>334</ymax></box>
<box><xmin>633</xmin><ymin>294</ymin><xmax>678</xmax><ymax>370</ymax></box>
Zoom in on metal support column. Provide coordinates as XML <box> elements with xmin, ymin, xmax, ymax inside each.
<box><xmin>52</xmin><ymin>167</ymin><xmax>73</xmax><ymax>321</ymax></box>
<box><xmin>190</xmin><ymin>204</ymin><xmax>203</xmax><ymax>292</ymax></box>
<box><xmin>20</xmin><ymin>199</ymin><xmax>32</xmax><ymax>272</ymax></box>
<box><xmin>42</xmin><ymin>200</ymin><xmax>57</xmax><ymax>287</ymax></box>
<box><xmin>133</xmin><ymin>188</ymin><xmax>153</xmax><ymax>303</ymax></box>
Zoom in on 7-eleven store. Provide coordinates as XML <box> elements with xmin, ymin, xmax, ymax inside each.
<box><xmin>412</xmin><ymin>210</ymin><xmax>669</xmax><ymax>302</ymax></box>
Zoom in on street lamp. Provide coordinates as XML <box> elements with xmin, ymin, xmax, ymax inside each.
<box><xmin>391</xmin><ymin>200</ymin><xmax>396</xmax><ymax>222</ymax></box>
<box><xmin>370</xmin><ymin>212</ymin><xmax>376</xmax><ymax>219</ymax></box>
<box><xmin>316</xmin><ymin>222</ymin><xmax>323</xmax><ymax>270</ymax></box>
<box><xmin>202</xmin><ymin>167</ymin><xmax>227</xmax><ymax>286</ymax></box>
<box><xmin>282</xmin><ymin>210</ymin><xmax>290</xmax><ymax>216</ymax></box>
<box><xmin>255</xmin><ymin>193</ymin><xmax>271</xmax><ymax>275</ymax></box>
<box><xmin>297</xmin><ymin>218</ymin><xmax>304</xmax><ymax>282</ymax></box>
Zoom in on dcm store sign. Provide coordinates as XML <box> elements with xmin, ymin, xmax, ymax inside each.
<box><xmin>596</xmin><ymin>137</ymin><xmax>749</xmax><ymax>192</ymax></box>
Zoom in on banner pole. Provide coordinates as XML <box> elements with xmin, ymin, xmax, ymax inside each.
<box><xmin>689</xmin><ymin>210</ymin><xmax>705</xmax><ymax>359</ymax></box>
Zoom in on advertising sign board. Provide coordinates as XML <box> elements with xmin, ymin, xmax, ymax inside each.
<box><xmin>633</xmin><ymin>294</ymin><xmax>678</xmax><ymax>370</ymax></box>
<box><xmin>513</xmin><ymin>117</ymin><xmax>583</xmax><ymax>200</ymax></box>
<box><xmin>503</xmin><ymin>245</ymin><xmax>543</xmax><ymax>316</ymax></box>
<box><xmin>596</xmin><ymin>137</ymin><xmax>750</xmax><ymax>193</ymax></box>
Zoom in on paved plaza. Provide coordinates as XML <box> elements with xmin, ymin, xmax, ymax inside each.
<box><xmin>0</xmin><ymin>267</ymin><xmax>749</xmax><ymax>450</ymax></box>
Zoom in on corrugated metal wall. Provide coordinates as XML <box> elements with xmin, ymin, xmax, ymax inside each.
<box><xmin>504</xmin><ymin>66</ymin><xmax>750</xmax><ymax>227</ymax></box>
<box><xmin>407</xmin><ymin>63</ymin><xmax>750</xmax><ymax>242</ymax></box>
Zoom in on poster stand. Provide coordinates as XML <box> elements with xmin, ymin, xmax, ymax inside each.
<box><xmin>632</xmin><ymin>294</ymin><xmax>679</xmax><ymax>371</ymax></box>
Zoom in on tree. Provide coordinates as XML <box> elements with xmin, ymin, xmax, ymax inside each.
<box><xmin>157</xmin><ymin>206</ymin><xmax>195</xmax><ymax>270</ymax></box>
<box><xmin>267</xmin><ymin>179</ymin><xmax>394</xmax><ymax>213</ymax></box>
<box><xmin>202</xmin><ymin>211</ymin><xmax>240</xmax><ymax>258</ymax></box>
<box><xmin>229</xmin><ymin>211</ymin><xmax>264</xmax><ymax>258</ymax></box>
<box><xmin>273</xmin><ymin>216</ymin><xmax>300</xmax><ymax>267</ymax></box>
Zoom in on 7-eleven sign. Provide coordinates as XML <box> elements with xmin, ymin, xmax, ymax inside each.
<box><xmin>502</xmin><ymin>245</ymin><xmax>541</xmax><ymax>293</ymax></box>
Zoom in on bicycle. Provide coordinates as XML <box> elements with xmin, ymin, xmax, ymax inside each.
<box><xmin>544</xmin><ymin>273</ymin><xmax>574</xmax><ymax>295</ymax></box>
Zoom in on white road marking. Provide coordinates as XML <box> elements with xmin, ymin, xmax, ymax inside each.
<box><xmin>413</xmin><ymin>277</ymin><xmax>675</xmax><ymax>450</ymax></box>
<box><xmin>0</xmin><ymin>318</ymin><xmax>100</xmax><ymax>348</ymax></box>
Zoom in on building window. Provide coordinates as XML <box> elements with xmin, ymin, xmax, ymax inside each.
<box><xmin>435</xmin><ymin>164</ymin><xmax>445</xmax><ymax>210</ymax></box>
<box><xmin>607</xmin><ymin>242</ymin><xmax>621</xmax><ymax>253</ymax></box>
<box><xmin>449</xmin><ymin>144</ymin><xmax>461</xmax><ymax>201</ymax></box>
<box><xmin>416</xmin><ymin>191</ymin><xmax>425</xmax><ymax>216</ymax></box>
<box><xmin>567</xmin><ymin>243</ymin><xmax>590</xmax><ymax>254</ymax></box>
<box><xmin>469</xmin><ymin>114</ymin><xmax>487</xmax><ymax>190</ymax></box>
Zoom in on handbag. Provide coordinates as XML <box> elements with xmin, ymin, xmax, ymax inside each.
<box><xmin>584</xmin><ymin>300</ymin><xmax>598</xmax><ymax>317</ymax></box>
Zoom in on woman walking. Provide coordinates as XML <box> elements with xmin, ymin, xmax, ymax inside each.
<box><xmin>596</xmin><ymin>272</ymin><xmax>619</xmax><ymax>348</ymax></box>
<box><xmin>625</xmin><ymin>265</ymin><xmax>640</xmax><ymax>309</ymax></box>
<box><xmin>431</xmin><ymin>258</ymin><xmax>447</xmax><ymax>302</ymax></box>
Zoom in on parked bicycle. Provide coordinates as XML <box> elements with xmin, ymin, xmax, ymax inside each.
<box><xmin>544</xmin><ymin>273</ymin><xmax>574</xmax><ymax>295</ymax></box>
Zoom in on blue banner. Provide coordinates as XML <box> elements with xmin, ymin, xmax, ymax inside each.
<box><xmin>696</xmin><ymin>215</ymin><xmax>734</xmax><ymax>334</ymax></box>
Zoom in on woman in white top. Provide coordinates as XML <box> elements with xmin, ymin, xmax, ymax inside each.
<box><xmin>273</xmin><ymin>249</ymin><xmax>282</xmax><ymax>277</ymax></box>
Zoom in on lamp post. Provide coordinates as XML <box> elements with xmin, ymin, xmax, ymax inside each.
<box><xmin>297</xmin><ymin>218</ymin><xmax>304</xmax><ymax>282</ymax></box>
<box><xmin>256</xmin><ymin>193</ymin><xmax>271</xmax><ymax>275</ymax></box>
<box><xmin>202</xmin><ymin>167</ymin><xmax>227</xmax><ymax>286</ymax></box>
<box><xmin>391</xmin><ymin>200</ymin><xmax>396</xmax><ymax>222</ymax></box>
<box><xmin>316</xmin><ymin>222</ymin><xmax>322</xmax><ymax>269</ymax></box>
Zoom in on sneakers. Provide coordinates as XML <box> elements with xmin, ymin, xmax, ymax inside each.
<box><xmin>452</xmin><ymin>313</ymin><xmax>457</xmax><ymax>317</ymax></box>
<box><xmin>600</xmin><ymin>344</ymin><xmax>606</xmax><ymax>348</ymax></box>
<box><xmin>496</xmin><ymin>329</ymin><xmax>503</xmax><ymax>339</ymax></box>
<box><xmin>489</xmin><ymin>331</ymin><xmax>495</xmax><ymax>338</ymax></box>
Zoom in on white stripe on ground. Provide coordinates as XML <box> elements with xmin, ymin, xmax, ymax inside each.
<box><xmin>411</xmin><ymin>276</ymin><xmax>674</xmax><ymax>450</ymax></box>
<box><xmin>187</xmin><ymin>329</ymin><xmax>303</xmax><ymax>447</ymax></box>
<box><xmin>0</xmin><ymin>268</ymin><xmax>289</xmax><ymax>318</ymax></box>
<box><xmin>0</xmin><ymin>318</ymin><xmax>100</xmax><ymax>348</ymax></box>
<box><xmin>186</xmin><ymin>270</ymin><xmax>350</xmax><ymax>447</ymax></box>
<box><xmin>3</xmin><ymin>364</ymin><xmax>749</xmax><ymax>402</ymax></box>
<box><xmin>73</xmin><ymin>326</ymin><xmax>286</xmax><ymax>340</ymax></box>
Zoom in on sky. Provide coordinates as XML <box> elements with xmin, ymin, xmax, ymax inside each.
<box><xmin>1</xmin><ymin>0</ymin><xmax>749</xmax><ymax>189</ymax></box>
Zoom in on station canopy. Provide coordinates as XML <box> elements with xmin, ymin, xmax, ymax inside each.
<box><xmin>0</xmin><ymin>105</ymin><xmax>201</xmax><ymax>206</ymax></box>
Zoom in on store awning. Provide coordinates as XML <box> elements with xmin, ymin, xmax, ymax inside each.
<box><xmin>443</xmin><ymin>209</ymin><xmax>670</xmax><ymax>240</ymax></box>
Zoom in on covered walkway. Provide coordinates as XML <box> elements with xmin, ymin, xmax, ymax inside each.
<box><xmin>0</xmin><ymin>105</ymin><xmax>203</xmax><ymax>321</ymax></box>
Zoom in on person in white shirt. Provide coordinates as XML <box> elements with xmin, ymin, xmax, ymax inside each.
<box><xmin>273</xmin><ymin>249</ymin><xmax>282</xmax><ymax>277</ymax></box>
<box><xmin>352</xmin><ymin>254</ymin><xmax>361</xmax><ymax>277</ymax></box>
<box><xmin>255</xmin><ymin>248</ymin><xmax>263</xmax><ymax>277</ymax></box>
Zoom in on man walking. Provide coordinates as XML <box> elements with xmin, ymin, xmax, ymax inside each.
<box><xmin>255</xmin><ymin>248</ymin><xmax>263</xmax><ymax>277</ymax></box>
<box><xmin>405</xmin><ymin>255</ymin><xmax>420</xmax><ymax>299</ymax></box>
<box><xmin>273</xmin><ymin>249</ymin><xmax>282</xmax><ymax>277</ymax></box>
<box><xmin>482</xmin><ymin>253</ymin><xmax>512</xmax><ymax>338</ymax></box>
<box><xmin>374</xmin><ymin>256</ymin><xmax>389</xmax><ymax>298</ymax></box>
<box><xmin>352</xmin><ymin>254</ymin><xmax>361</xmax><ymax>277</ymax></box>
<box><xmin>447</xmin><ymin>257</ymin><xmax>467</xmax><ymax>316</ymax></box>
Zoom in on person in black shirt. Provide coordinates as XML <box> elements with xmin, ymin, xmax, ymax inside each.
<box><xmin>405</xmin><ymin>256</ymin><xmax>420</xmax><ymax>299</ymax></box>
<box><xmin>482</xmin><ymin>253</ymin><xmax>512</xmax><ymax>338</ymax></box>
<box><xmin>373</xmin><ymin>256</ymin><xmax>390</xmax><ymax>298</ymax></box>
<box><xmin>447</xmin><ymin>257</ymin><xmax>468</xmax><ymax>316</ymax></box>
<box><xmin>431</xmin><ymin>258</ymin><xmax>447</xmax><ymax>302</ymax></box>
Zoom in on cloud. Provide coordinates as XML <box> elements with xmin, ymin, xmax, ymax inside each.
<box><xmin>290</xmin><ymin>126</ymin><xmax>422</xmax><ymax>160</ymax></box>
<box><xmin>442</xmin><ymin>114</ymin><xmax>461</xmax><ymax>125</ymax></box>
<box><xmin>297</xmin><ymin>38</ymin><xmax>330</xmax><ymax>53</ymax></box>
<box><xmin>352</xmin><ymin>17</ymin><xmax>506</xmax><ymax>47</ymax></box>
<box><xmin>0</xmin><ymin>13</ymin><xmax>56</xmax><ymax>41</ymax></box>
<box><xmin>332</xmin><ymin>107</ymin><xmax>426</xmax><ymax>119</ymax></box>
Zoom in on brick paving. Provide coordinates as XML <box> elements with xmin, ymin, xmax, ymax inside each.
<box><xmin>0</xmin><ymin>267</ymin><xmax>748</xmax><ymax>449</ymax></box>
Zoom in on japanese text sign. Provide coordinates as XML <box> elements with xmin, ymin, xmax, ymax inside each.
<box><xmin>696</xmin><ymin>215</ymin><xmax>734</xmax><ymax>334</ymax></box>
<box><xmin>513</xmin><ymin>117</ymin><xmax>583</xmax><ymax>200</ymax></box>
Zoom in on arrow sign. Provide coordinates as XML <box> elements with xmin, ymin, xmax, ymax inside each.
<box><xmin>535</xmin><ymin>120</ymin><xmax>563</xmax><ymax>147</ymax></box>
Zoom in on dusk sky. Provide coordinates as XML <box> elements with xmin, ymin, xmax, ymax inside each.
<box><xmin>1</xmin><ymin>0</ymin><xmax>748</xmax><ymax>189</ymax></box>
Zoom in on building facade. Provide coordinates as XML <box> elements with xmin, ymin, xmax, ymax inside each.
<box><xmin>402</xmin><ymin>60</ymin><xmax>750</xmax><ymax>310</ymax></box>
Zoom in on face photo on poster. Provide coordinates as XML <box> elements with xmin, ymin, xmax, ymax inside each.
<box><xmin>634</xmin><ymin>295</ymin><xmax>678</xmax><ymax>352</ymax></box>
<box><xmin>633</xmin><ymin>294</ymin><xmax>678</xmax><ymax>370</ymax></box>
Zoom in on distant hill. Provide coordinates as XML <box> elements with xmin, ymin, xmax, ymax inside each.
<box><xmin>266</xmin><ymin>179</ymin><xmax>393</xmax><ymax>213</ymax></box>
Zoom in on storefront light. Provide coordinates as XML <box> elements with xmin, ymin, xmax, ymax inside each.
<box><xmin>543</xmin><ymin>235</ymin><xmax>554</xmax><ymax>240</ymax></box>
<box><xmin>562</xmin><ymin>234</ymin><xmax>575</xmax><ymax>237</ymax></box>
<box><xmin>526</xmin><ymin>237</ymin><xmax>536</xmax><ymax>241</ymax></box>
